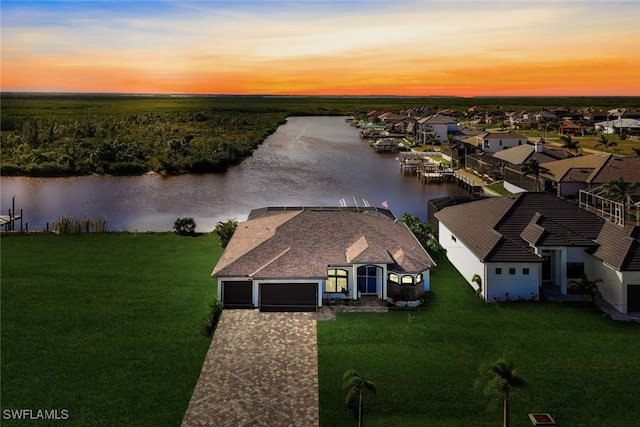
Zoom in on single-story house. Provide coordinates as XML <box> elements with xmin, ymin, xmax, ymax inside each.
<box><xmin>435</xmin><ymin>192</ymin><xmax>640</xmax><ymax>313</ymax></box>
<box><xmin>212</xmin><ymin>206</ymin><xmax>436</xmax><ymax>312</ymax></box>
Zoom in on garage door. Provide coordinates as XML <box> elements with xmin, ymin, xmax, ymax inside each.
<box><xmin>222</xmin><ymin>281</ymin><xmax>253</xmax><ymax>309</ymax></box>
<box><xmin>628</xmin><ymin>285</ymin><xmax>640</xmax><ymax>312</ymax></box>
<box><xmin>259</xmin><ymin>283</ymin><xmax>318</xmax><ymax>312</ymax></box>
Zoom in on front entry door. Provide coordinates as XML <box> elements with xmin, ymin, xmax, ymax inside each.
<box><xmin>358</xmin><ymin>265</ymin><xmax>379</xmax><ymax>294</ymax></box>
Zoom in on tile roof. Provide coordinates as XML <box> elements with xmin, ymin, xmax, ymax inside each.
<box><xmin>592</xmin><ymin>223</ymin><xmax>640</xmax><ymax>271</ymax></box>
<box><xmin>493</xmin><ymin>144</ymin><xmax>573</xmax><ymax>166</ymax></box>
<box><xmin>492</xmin><ymin>144</ymin><xmax>536</xmax><ymax>164</ymax></box>
<box><xmin>591</xmin><ymin>156</ymin><xmax>640</xmax><ymax>183</ymax></box>
<box><xmin>213</xmin><ymin>208</ymin><xmax>436</xmax><ymax>279</ymax></box>
<box><xmin>540</xmin><ymin>155</ymin><xmax>640</xmax><ymax>185</ymax></box>
<box><xmin>434</xmin><ymin>196</ymin><xmax>517</xmax><ymax>261</ymax></box>
<box><xmin>417</xmin><ymin>114</ymin><xmax>457</xmax><ymax>125</ymax></box>
<box><xmin>436</xmin><ymin>193</ymin><xmax>605</xmax><ymax>263</ymax></box>
<box><xmin>541</xmin><ymin>154</ymin><xmax>611</xmax><ymax>183</ymax></box>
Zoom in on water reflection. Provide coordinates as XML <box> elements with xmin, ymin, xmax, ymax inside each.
<box><xmin>0</xmin><ymin>117</ymin><xmax>469</xmax><ymax>231</ymax></box>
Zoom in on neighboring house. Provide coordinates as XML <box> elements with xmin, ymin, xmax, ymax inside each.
<box><xmin>496</xmin><ymin>143</ymin><xmax>570</xmax><ymax>183</ymax></box>
<box><xmin>492</xmin><ymin>142</ymin><xmax>571</xmax><ymax>167</ymax></box>
<box><xmin>559</xmin><ymin>119</ymin><xmax>583</xmax><ymax>136</ymax></box>
<box><xmin>581</xmin><ymin>108</ymin><xmax>609</xmax><ymax>123</ymax></box>
<box><xmin>594</xmin><ymin>118</ymin><xmax>640</xmax><ymax>135</ymax></box>
<box><xmin>212</xmin><ymin>206</ymin><xmax>436</xmax><ymax>312</ymax></box>
<box><xmin>435</xmin><ymin>192</ymin><xmax>640</xmax><ymax>313</ymax></box>
<box><xmin>416</xmin><ymin>114</ymin><xmax>458</xmax><ymax>144</ymax></box>
<box><xmin>367</xmin><ymin>109</ymin><xmax>389</xmax><ymax>123</ymax></box>
<box><xmin>462</xmin><ymin>131</ymin><xmax>528</xmax><ymax>153</ymax></box>
<box><xmin>534</xmin><ymin>110</ymin><xmax>558</xmax><ymax>122</ymax></box>
<box><xmin>504</xmin><ymin>154</ymin><xmax>640</xmax><ymax>198</ymax></box>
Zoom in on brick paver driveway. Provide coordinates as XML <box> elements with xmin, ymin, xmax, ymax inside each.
<box><xmin>182</xmin><ymin>310</ymin><xmax>319</xmax><ymax>427</ymax></box>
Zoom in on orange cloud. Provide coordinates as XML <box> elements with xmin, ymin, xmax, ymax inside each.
<box><xmin>2</xmin><ymin>1</ymin><xmax>638</xmax><ymax>96</ymax></box>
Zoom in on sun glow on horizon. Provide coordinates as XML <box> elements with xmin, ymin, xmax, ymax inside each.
<box><xmin>1</xmin><ymin>1</ymin><xmax>639</xmax><ymax>96</ymax></box>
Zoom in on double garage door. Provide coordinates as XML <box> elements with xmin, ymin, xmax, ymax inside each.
<box><xmin>222</xmin><ymin>281</ymin><xmax>317</xmax><ymax>312</ymax></box>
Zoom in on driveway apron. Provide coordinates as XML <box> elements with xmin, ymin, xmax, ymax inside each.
<box><xmin>182</xmin><ymin>310</ymin><xmax>319</xmax><ymax>427</ymax></box>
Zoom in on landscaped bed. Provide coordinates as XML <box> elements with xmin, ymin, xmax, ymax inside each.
<box><xmin>1</xmin><ymin>233</ymin><xmax>221</xmax><ymax>426</ymax></box>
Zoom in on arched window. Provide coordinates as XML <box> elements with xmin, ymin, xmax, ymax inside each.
<box><xmin>416</xmin><ymin>273</ymin><xmax>423</xmax><ymax>284</ymax></box>
<box><xmin>401</xmin><ymin>275</ymin><xmax>414</xmax><ymax>286</ymax></box>
<box><xmin>326</xmin><ymin>269</ymin><xmax>349</xmax><ymax>293</ymax></box>
<box><xmin>388</xmin><ymin>273</ymin><xmax>399</xmax><ymax>284</ymax></box>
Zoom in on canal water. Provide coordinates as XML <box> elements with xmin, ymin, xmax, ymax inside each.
<box><xmin>0</xmin><ymin>116</ymin><xmax>469</xmax><ymax>231</ymax></box>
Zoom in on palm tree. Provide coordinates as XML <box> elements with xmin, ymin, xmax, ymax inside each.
<box><xmin>214</xmin><ymin>218</ymin><xmax>239</xmax><ymax>248</ymax></box>
<box><xmin>595</xmin><ymin>135</ymin><xmax>617</xmax><ymax>153</ymax></box>
<box><xmin>520</xmin><ymin>158</ymin><xmax>549</xmax><ymax>192</ymax></box>
<box><xmin>343</xmin><ymin>370</ymin><xmax>377</xmax><ymax>427</ymax></box>
<box><xmin>600</xmin><ymin>177</ymin><xmax>638</xmax><ymax>204</ymax></box>
<box><xmin>569</xmin><ymin>274</ymin><xmax>603</xmax><ymax>303</ymax></box>
<box><xmin>559</xmin><ymin>134</ymin><xmax>580</xmax><ymax>152</ymax></box>
<box><xmin>477</xmin><ymin>359</ymin><xmax>525</xmax><ymax>427</ymax></box>
<box><xmin>599</xmin><ymin>178</ymin><xmax>638</xmax><ymax>224</ymax></box>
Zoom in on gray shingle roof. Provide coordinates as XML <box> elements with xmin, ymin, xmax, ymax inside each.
<box><xmin>213</xmin><ymin>208</ymin><xmax>436</xmax><ymax>279</ymax></box>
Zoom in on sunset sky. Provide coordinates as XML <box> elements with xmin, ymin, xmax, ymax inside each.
<box><xmin>2</xmin><ymin>1</ymin><xmax>639</xmax><ymax>96</ymax></box>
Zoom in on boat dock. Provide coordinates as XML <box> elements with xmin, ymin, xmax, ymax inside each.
<box><xmin>1</xmin><ymin>197</ymin><xmax>23</xmax><ymax>231</ymax></box>
<box><xmin>397</xmin><ymin>152</ymin><xmax>486</xmax><ymax>192</ymax></box>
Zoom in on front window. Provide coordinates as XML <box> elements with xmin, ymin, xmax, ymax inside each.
<box><xmin>388</xmin><ymin>273</ymin><xmax>399</xmax><ymax>284</ymax></box>
<box><xmin>401</xmin><ymin>275</ymin><xmax>414</xmax><ymax>286</ymax></box>
<box><xmin>567</xmin><ymin>262</ymin><xmax>584</xmax><ymax>279</ymax></box>
<box><xmin>326</xmin><ymin>268</ymin><xmax>349</xmax><ymax>293</ymax></box>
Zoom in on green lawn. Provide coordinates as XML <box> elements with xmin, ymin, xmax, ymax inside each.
<box><xmin>3</xmin><ymin>233</ymin><xmax>640</xmax><ymax>426</ymax></box>
<box><xmin>1</xmin><ymin>233</ymin><xmax>221</xmax><ymax>426</ymax></box>
<box><xmin>318</xmin><ymin>261</ymin><xmax>640</xmax><ymax>427</ymax></box>
<box><xmin>485</xmin><ymin>182</ymin><xmax>512</xmax><ymax>195</ymax></box>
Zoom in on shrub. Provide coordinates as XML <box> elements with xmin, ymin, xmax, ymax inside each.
<box><xmin>107</xmin><ymin>161</ymin><xmax>147</xmax><ymax>175</ymax></box>
<box><xmin>0</xmin><ymin>163</ymin><xmax>23</xmax><ymax>175</ymax></box>
<box><xmin>174</xmin><ymin>217</ymin><xmax>196</xmax><ymax>235</ymax></box>
<box><xmin>201</xmin><ymin>299</ymin><xmax>223</xmax><ymax>336</ymax></box>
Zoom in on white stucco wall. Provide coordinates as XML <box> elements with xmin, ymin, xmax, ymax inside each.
<box><xmin>589</xmin><ymin>262</ymin><xmax>625</xmax><ymax>312</ymax></box>
<box><xmin>504</xmin><ymin>181</ymin><xmax>526</xmax><ymax>194</ymax></box>
<box><xmin>557</xmin><ymin>182</ymin><xmax>588</xmax><ymax>198</ymax></box>
<box><xmin>479</xmin><ymin>137</ymin><xmax>525</xmax><ymax>153</ymax></box>
<box><xmin>586</xmin><ymin>260</ymin><xmax>640</xmax><ymax>314</ymax></box>
<box><xmin>439</xmin><ymin>223</ymin><xmax>485</xmax><ymax>295</ymax></box>
<box><xmin>485</xmin><ymin>262</ymin><xmax>540</xmax><ymax>301</ymax></box>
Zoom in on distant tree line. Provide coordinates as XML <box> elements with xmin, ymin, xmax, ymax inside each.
<box><xmin>0</xmin><ymin>110</ymin><xmax>286</xmax><ymax>176</ymax></box>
